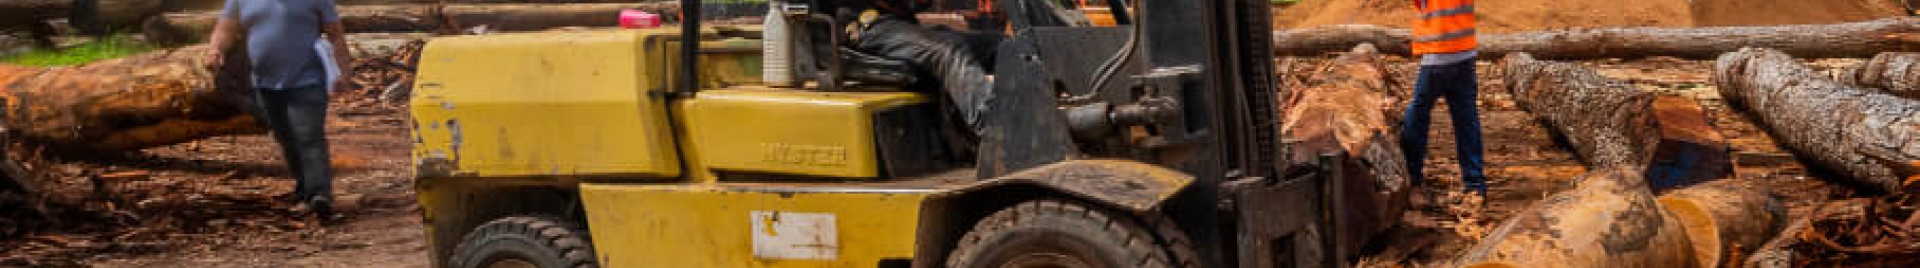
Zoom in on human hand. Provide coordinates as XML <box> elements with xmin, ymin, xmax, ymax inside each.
<box><xmin>204</xmin><ymin>50</ymin><xmax>225</xmax><ymax>71</ymax></box>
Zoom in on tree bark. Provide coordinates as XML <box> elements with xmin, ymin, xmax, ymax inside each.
<box><xmin>143</xmin><ymin>2</ymin><xmax>683</xmax><ymax>46</ymax></box>
<box><xmin>1840</xmin><ymin>52</ymin><xmax>1920</xmax><ymax>99</ymax></box>
<box><xmin>1456</xmin><ymin>168</ymin><xmax>1698</xmax><ymax>268</ymax></box>
<box><xmin>1278</xmin><ymin>44</ymin><xmax>1409</xmax><ymax>258</ymax></box>
<box><xmin>1713</xmin><ymin>47</ymin><xmax>1920</xmax><ymax>193</ymax></box>
<box><xmin>1275</xmin><ymin>18</ymin><xmax>1920</xmax><ymax>59</ymax></box>
<box><xmin>0</xmin><ymin>45</ymin><xmax>261</xmax><ymax>155</ymax></box>
<box><xmin>1657</xmin><ymin>180</ymin><xmax>1788</xmax><ymax>268</ymax></box>
<box><xmin>161</xmin><ymin>0</ymin><xmax>662</xmax><ymax>11</ymax></box>
<box><xmin>1501</xmin><ymin>53</ymin><xmax>1732</xmax><ymax>192</ymax></box>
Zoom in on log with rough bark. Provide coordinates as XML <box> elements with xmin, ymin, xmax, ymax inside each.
<box><xmin>1455</xmin><ymin>168</ymin><xmax>1697</xmax><ymax>268</ymax></box>
<box><xmin>1278</xmin><ymin>44</ymin><xmax>1409</xmax><ymax>258</ymax></box>
<box><xmin>0</xmin><ymin>45</ymin><xmax>260</xmax><ymax>154</ymax></box>
<box><xmin>1714</xmin><ymin>47</ymin><xmax>1920</xmax><ymax>193</ymax></box>
<box><xmin>161</xmin><ymin>0</ymin><xmax>659</xmax><ymax>11</ymax></box>
<box><xmin>1658</xmin><ymin>180</ymin><xmax>1788</xmax><ymax>268</ymax></box>
<box><xmin>1274</xmin><ymin>18</ymin><xmax>1920</xmax><ymax>59</ymax></box>
<box><xmin>1457</xmin><ymin>168</ymin><xmax>1785</xmax><ymax>268</ymax></box>
<box><xmin>1840</xmin><ymin>53</ymin><xmax>1920</xmax><ymax>99</ymax></box>
<box><xmin>1502</xmin><ymin>53</ymin><xmax>1731</xmax><ymax>192</ymax></box>
<box><xmin>143</xmin><ymin>2</ymin><xmax>683</xmax><ymax>45</ymax></box>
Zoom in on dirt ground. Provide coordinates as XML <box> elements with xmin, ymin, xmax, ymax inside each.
<box><xmin>1275</xmin><ymin>0</ymin><xmax>1908</xmax><ymax>33</ymax></box>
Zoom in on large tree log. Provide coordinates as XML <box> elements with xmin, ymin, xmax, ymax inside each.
<box><xmin>1657</xmin><ymin>180</ymin><xmax>1788</xmax><ymax>268</ymax></box>
<box><xmin>1713</xmin><ymin>47</ymin><xmax>1920</xmax><ymax>193</ymax></box>
<box><xmin>1502</xmin><ymin>53</ymin><xmax>1731</xmax><ymax>192</ymax></box>
<box><xmin>0</xmin><ymin>45</ymin><xmax>260</xmax><ymax>154</ymax></box>
<box><xmin>1840</xmin><ymin>52</ymin><xmax>1920</xmax><ymax>99</ymax></box>
<box><xmin>1274</xmin><ymin>18</ymin><xmax>1920</xmax><ymax>59</ymax></box>
<box><xmin>161</xmin><ymin>0</ymin><xmax>659</xmax><ymax>11</ymax></box>
<box><xmin>1459</xmin><ymin>168</ymin><xmax>1784</xmax><ymax>268</ymax></box>
<box><xmin>1278</xmin><ymin>44</ymin><xmax>1409</xmax><ymax>258</ymax></box>
<box><xmin>143</xmin><ymin>2</ymin><xmax>684</xmax><ymax>46</ymax></box>
<box><xmin>1455</xmin><ymin>168</ymin><xmax>1698</xmax><ymax>268</ymax></box>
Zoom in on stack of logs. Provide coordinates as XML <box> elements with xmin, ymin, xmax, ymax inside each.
<box><xmin>142</xmin><ymin>2</ymin><xmax>686</xmax><ymax>46</ymax></box>
<box><xmin>1714</xmin><ymin>48</ymin><xmax>1920</xmax><ymax>267</ymax></box>
<box><xmin>1453</xmin><ymin>53</ymin><xmax>1784</xmax><ymax>268</ymax></box>
<box><xmin>1273</xmin><ymin>17</ymin><xmax>1920</xmax><ymax>60</ymax></box>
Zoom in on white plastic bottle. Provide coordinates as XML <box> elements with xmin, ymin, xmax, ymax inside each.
<box><xmin>762</xmin><ymin>1</ymin><xmax>798</xmax><ymax>87</ymax></box>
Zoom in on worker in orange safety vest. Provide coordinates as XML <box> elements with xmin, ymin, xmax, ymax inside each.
<box><xmin>1400</xmin><ymin>0</ymin><xmax>1489</xmax><ymax>198</ymax></box>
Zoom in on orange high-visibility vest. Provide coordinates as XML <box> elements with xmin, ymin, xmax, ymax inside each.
<box><xmin>1411</xmin><ymin>0</ymin><xmax>1476</xmax><ymax>55</ymax></box>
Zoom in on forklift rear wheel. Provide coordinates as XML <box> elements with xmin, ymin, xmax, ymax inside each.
<box><xmin>946</xmin><ymin>200</ymin><xmax>1193</xmax><ymax>268</ymax></box>
<box><xmin>448</xmin><ymin>216</ymin><xmax>598</xmax><ymax>268</ymax></box>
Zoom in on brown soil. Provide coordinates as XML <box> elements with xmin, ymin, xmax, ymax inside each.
<box><xmin>1276</xmin><ymin>0</ymin><xmax>1908</xmax><ymax>33</ymax></box>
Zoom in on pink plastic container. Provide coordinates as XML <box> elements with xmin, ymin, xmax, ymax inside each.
<box><xmin>620</xmin><ymin>9</ymin><xmax>662</xmax><ymax>29</ymax></box>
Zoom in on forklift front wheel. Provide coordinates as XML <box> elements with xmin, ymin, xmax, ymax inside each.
<box><xmin>448</xmin><ymin>216</ymin><xmax>599</xmax><ymax>268</ymax></box>
<box><xmin>945</xmin><ymin>200</ymin><xmax>1194</xmax><ymax>268</ymax></box>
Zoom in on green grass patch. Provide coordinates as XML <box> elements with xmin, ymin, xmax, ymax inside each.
<box><xmin>2</xmin><ymin>34</ymin><xmax>154</xmax><ymax>67</ymax></box>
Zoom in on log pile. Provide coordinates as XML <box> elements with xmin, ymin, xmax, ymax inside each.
<box><xmin>1278</xmin><ymin>44</ymin><xmax>1409</xmax><ymax>257</ymax></box>
<box><xmin>143</xmin><ymin>2</ymin><xmax>684</xmax><ymax>46</ymax></box>
<box><xmin>0</xmin><ymin>45</ymin><xmax>259</xmax><ymax>155</ymax></box>
<box><xmin>1839</xmin><ymin>52</ymin><xmax>1920</xmax><ymax>99</ymax></box>
<box><xmin>1456</xmin><ymin>168</ymin><xmax>1785</xmax><ymax>268</ymax></box>
<box><xmin>1501</xmin><ymin>53</ymin><xmax>1731</xmax><ymax>191</ymax></box>
<box><xmin>1273</xmin><ymin>17</ymin><xmax>1920</xmax><ymax>60</ymax></box>
<box><xmin>1713</xmin><ymin>47</ymin><xmax>1920</xmax><ymax>193</ymax></box>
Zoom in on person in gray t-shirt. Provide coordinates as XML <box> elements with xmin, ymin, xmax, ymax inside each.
<box><xmin>205</xmin><ymin>0</ymin><xmax>351</xmax><ymax>219</ymax></box>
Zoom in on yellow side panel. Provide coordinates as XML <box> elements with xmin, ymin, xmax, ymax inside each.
<box><xmin>681</xmin><ymin>89</ymin><xmax>928</xmax><ymax>179</ymax></box>
<box><xmin>578</xmin><ymin>183</ymin><xmax>930</xmax><ymax>267</ymax></box>
<box><xmin>410</xmin><ymin>29</ymin><xmax>684</xmax><ymax>178</ymax></box>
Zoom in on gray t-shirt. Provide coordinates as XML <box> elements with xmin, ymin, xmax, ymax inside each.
<box><xmin>223</xmin><ymin>0</ymin><xmax>340</xmax><ymax>89</ymax></box>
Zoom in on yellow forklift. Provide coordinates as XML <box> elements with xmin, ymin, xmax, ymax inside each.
<box><xmin>408</xmin><ymin>0</ymin><xmax>1407</xmax><ymax>267</ymax></box>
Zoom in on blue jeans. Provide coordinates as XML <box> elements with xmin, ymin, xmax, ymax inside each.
<box><xmin>1401</xmin><ymin>60</ymin><xmax>1488</xmax><ymax>194</ymax></box>
<box><xmin>254</xmin><ymin>86</ymin><xmax>333</xmax><ymax>202</ymax></box>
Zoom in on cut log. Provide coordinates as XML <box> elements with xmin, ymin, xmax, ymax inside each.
<box><xmin>143</xmin><ymin>2</ymin><xmax>684</xmax><ymax>46</ymax></box>
<box><xmin>1657</xmin><ymin>180</ymin><xmax>1788</xmax><ymax>268</ymax></box>
<box><xmin>1713</xmin><ymin>47</ymin><xmax>1920</xmax><ymax>193</ymax></box>
<box><xmin>1275</xmin><ymin>18</ymin><xmax>1920</xmax><ymax>59</ymax></box>
<box><xmin>1840</xmin><ymin>52</ymin><xmax>1920</xmax><ymax>99</ymax></box>
<box><xmin>160</xmin><ymin>0</ymin><xmax>660</xmax><ymax>11</ymax></box>
<box><xmin>1455</xmin><ymin>168</ymin><xmax>1697</xmax><ymax>268</ymax></box>
<box><xmin>1278</xmin><ymin>44</ymin><xmax>1409</xmax><ymax>259</ymax></box>
<box><xmin>1502</xmin><ymin>53</ymin><xmax>1732</xmax><ymax>192</ymax></box>
<box><xmin>0</xmin><ymin>45</ymin><xmax>261</xmax><ymax>154</ymax></box>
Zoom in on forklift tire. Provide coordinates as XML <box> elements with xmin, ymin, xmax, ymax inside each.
<box><xmin>946</xmin><ymin>200</ymin><xmax>1196</xmax><ymax>268</ymax></box>
<box><xmin>448</xmin><ymin>216</ymin><xmax>598</xmax><ymax>268</ymax></box>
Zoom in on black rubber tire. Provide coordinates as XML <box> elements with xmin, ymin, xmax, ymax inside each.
<box><xmin>448</xmin><ymin>216</ymin><xmax>599</xmax><ymax>268</ymax></box>
<box><xmin>945</xmin><ymin>200</ymin><xmax>1197</xmax><ymax>268</ymax></box>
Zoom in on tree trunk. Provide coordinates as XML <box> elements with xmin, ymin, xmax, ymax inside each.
<box><xmin>1274</xmin><ymin>18</ymin><xmax>1920</xmax><ymax>59</ymax></box>
<box><xmin>161</xmin><ymin>0</ymin><xmax>662</xmax><ymax>11</ymax></box>
<box><xmin>1657</xmin><ymin>180</ymin><xmax>1788</xmax><ymax>268</ymax></box>
<box><xmin>143</xmin><ymin>2</ymin><xmax>684</xmax><ymax>46</ymax></box>
<box><xmin>1278</xmin><ymin>44</ymin><xmax>1409</xmax><ymax>258</ymax></box>
<box><xmin>0</xmin><ymin>45</ymin><xmax>261</xmax><ymax>155</ymax></box>
<box><xmin>1501</xmin><ymin>53</ymin><xmax>1732</xmax><ymax>192</ymax></box>
<box><xmin>1840</xmin><ymin>52</ymin><xmax>1920</xmax><ymax>99</ymax></box>
<box><xmin>1713</xmin><ymin>47</ymin><xmax>1920</xmax><ymax>193</ymax></box>
<box><xmin>1456</xmin><ymin>168</ymin><xmax>1698</xmax><ymax>268</ymax></box>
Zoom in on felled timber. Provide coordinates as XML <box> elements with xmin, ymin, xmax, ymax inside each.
<box><xmin>1455</xmin><ymin>168</ymin><xmax>1697</xmax><ymax>268</ymax></box>
<box><xmin>1657</xmin><ymin>180</ymin><xmax>1788</xmax><ymax>268</ymax></box>
<box><xmin>0</xmin><ymin>45</ymin><xmax>260</xmax><ymax>155</ymax></box>
<box><xmin>143</xmin><ymin>2</ymin><xmax>683</xmax><ymax>45</ymax></box>
<box><xmin>1274</xmin><ymin>18</ymin><xmax>1920</xmax><ymax>59</ymax></box>
<box><xmin>1713</xmin><ymin>47</ymin><xmax>1920</xmax><ymax>193</ymax></box>
<box><xmin>1277</xmin><ymin>44</ymin><xmax>1409</xmax><ymax>259</ymax></box>
<box><xmin>1502</xmin><ymin>53</ymin><xmax>1731</xmax><ymax>191</ymax></box>
<box><xmin>1840</xmin><ymin>52</ymin><xmax>1920</xmax><ymax>99</ymax></box>
<box><xmin>161</xmin><ymin>0</ymin><xmax>657</xmax><ymax>11</ymax></box>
